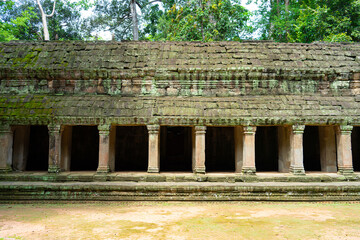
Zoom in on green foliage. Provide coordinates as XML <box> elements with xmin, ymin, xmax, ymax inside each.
<box><xmin>253</xmin><ymin>0</ymin><xmax>360</xmax><ymax>43</ymax></box>
<box><xmin>151</xmin><ymin>0</ymin><xmax>251</xmax><ymax>41</ymax></box>
<box><xmin>88</xmin><ymin>0</ymin><xmax>133</xmax><ymax>40</ymax></box>
<box><xmin>0</xmin><ymin>1</ymin><xmax>38</xmax><ymax>41</ymax></box>
<box><xmin>0</xmin><ymin>0</ymin><xmax>90</xmax><ymax>41</ymax></box>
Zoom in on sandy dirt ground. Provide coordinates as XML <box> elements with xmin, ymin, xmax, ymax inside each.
<box><xmin>0</xmin><ymin>202</ymin><xmax>360</xmax><ymax>240</ymax></box>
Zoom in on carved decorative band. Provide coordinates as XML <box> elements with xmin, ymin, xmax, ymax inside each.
<box><xmin>147</xmin><ymin>124</ymin><xmax>160</xmax><ymax>134</ymax></box>
<box><xmin>195</xmin><ymin>126</ymin><xmax>206</xmax><ymax>134</ymax></box>
<box><xmin>292</xmin><ymin>124</ymin><xmax>305</xmax><ymax>134</ymax></box>
<box><xmin>338</xmin><ymin>125</ymin><xmax>353</xmax><ymax>135</ymax></box>
<box><xmin>48</xmin><ymin>124</ymin><xmax>62</xmax><ymax>134</ymax></box>
<box><xmin>0</xmin><ymin>124</ymin><xmax>11</xmax><ymax>134</ymax></box>
<box><xmin>243</xmin><ymin>126</ymin><xmax>256</xmax><ymax>134</ymax></box>
<box><xmin>98</xmin><ymin>124</ymin><xmax>111</xmax><ymax>135</ymax></box>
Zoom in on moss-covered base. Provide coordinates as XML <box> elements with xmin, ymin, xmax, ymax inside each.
<box><xmin>1</xmin><ymin>181</ymin><xmax>360</xmax><ymax>201</ymax></box>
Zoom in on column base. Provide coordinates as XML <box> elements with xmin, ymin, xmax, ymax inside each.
<box><xmin>242</xmin><ymin>167</ymin><xmax>256</xmax><ymax>175</ymax></box>
<box><xmin>290</xmin><ymin>166</ymin><xmax>305</xmax><ymax>175</ymax></box>
<box><xmin>338</xmin><ymin>167</ymin><xmax>354</xmax><ymax>175</ymax></box>
<box><xmin>97</xmin><ymin>166</ymin><xmax>110</xmax><ymax>174</ymax></box>
<box><xmin>148</xmin><ymin>167</ymin><xmax>159</xmax><ymax>173</ymax></box>
<box><xmin>48</xmin><ymin>165</ymin><xmax>61</xmax><ymax>174</ymax></box>
<box><xmin>0</xmin><ymin>166</ymin><xmax>12</xmax><ymax>173</ymax></box>
<box><xmin>194</xmin><ymin>167</ymin><xmax>206</xmax><ymax>174</ymax></box>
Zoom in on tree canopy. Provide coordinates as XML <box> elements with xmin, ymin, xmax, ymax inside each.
<box><xmin>254</xmin><ymin>0</ymin><xmax>360</xmax><ymax>43</ymax></box>
<box><xmin>1</xmin><ymin>0</ymin><xmax>359</xmax><ymax>42</ymax></box>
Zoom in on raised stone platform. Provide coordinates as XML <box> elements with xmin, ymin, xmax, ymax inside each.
<box><xmin>1</xmin><ymin>181</ymin><xmax>360</xmax><ymax>201</ymax></box>
<box><xmin>1</xmin><ymin>172</ymin><xmax>360</xmax><ymax>201</ymax></box>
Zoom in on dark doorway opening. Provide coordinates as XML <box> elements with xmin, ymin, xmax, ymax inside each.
<box><xmin>115</xmin><ymin>126</ymin><xmax>148</xmax><ymax>171</ymax></box>
<box><xmin>26</xmin><ymin>125</ymin><xmax>49</xmax><ymax>171</ymax></box>
<box><xmin>160</xmin><ymin>126</ymin><xmax>192</xmax><ymax>172</ymax></box>
<box><xmin>255</xmin><ymin>126</ymin><xmax>279</xmax><ymax>171</ymax></box>
<box><xmin>352</xmin><ymin>127</ymin><xmax>360</xmax><ymax>172</ymax></box>
<box><xmin>205</xmin><ymin>127</ymin><xmax>235</xmax><ymax>172</ymax></box>
<box><xmin>70</xmin><ymin>126</ymin><xmax>99</xmax><ymax>171</ymax></box>
<box><xmin>303</xmin><ymin>126</ymin><xmax>321</xmax><ymax>171</ymax></box>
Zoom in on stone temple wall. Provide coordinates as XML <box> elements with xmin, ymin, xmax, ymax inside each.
<box><xmin>0</xmin><ymin>41</ymin><xmax>360</xmax><ymax>176</ymax></box>
<box><xmin>0</xmin><ymin>41</ymin><xmax>360</xmax><ymax>127</ymax></box>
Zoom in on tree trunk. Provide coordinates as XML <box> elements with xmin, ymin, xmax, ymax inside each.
<box><xmin>285</xmin><ymin>0</ymin><xmax>290</xmax><ymax>41</ymax></box>
<box><xmin>285</xmin><ymin>0</ymin><xmax>289</xmax><ymax>13</ymax></box>
<box><xmin>40</xmin><ymin>12</ymin><xmax>50</xmax><ymax>40</ymax></box>
<box><xmin>200</xmin><ymin>0</ymin><xmax>204</xmax><ymax>41</ymax></box>
<box><xmin>130</xmin><ymin>0</ymin><xmax>139</xmax><ymax>40</ymax></box>
<box><xmin>36</xmin><ymin>0</ymin><xmax>57</xmax><ymax>41</ymax></box>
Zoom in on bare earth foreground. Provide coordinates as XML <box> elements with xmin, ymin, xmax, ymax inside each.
<box><xmin>0</xmin><ymin>202</ymin><xmax>360</xmax><ymax>240</ymax></box>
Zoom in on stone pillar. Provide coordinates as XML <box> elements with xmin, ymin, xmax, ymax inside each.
<box><xmin>97</xmin><ymin>124</ymin><xmax>112</xmax><ymax>174</ymax></box>
<box><xmin>336</xmin><ymin>125</ymin><xmax>354</xmax><ymax>175</ymax></box>
<box><xmin>319</xmin><ymin>126</ymin><xmax>337</xmax><ymax>172</ymax></box>
<box><xmin>234</xmin><ymin>126</ymin><xmax>244</xmax><ymax>173</ymax></box>
<box><xmin>242</xmin><ymin>126</ymin><xmax>256</xmax><ymax>175</ymax></box>
<box><xmin>147</xmin><ymin>125</ymin><xmax>160</xmax><ymax>173</ymax></box>
<box><xmin>48</xmin><ymin>124</ymin><xmax>62</xmax><ymax>173</ymax></box>
<box><xmin>193</xmin><ymin>126</ymin><xmax>206</xmax><ymax>174</ymax></box>
<box><xmin>109</xmin><ymin>125</ymin><xmax>116</xmax><ymax>172</ymax></box>
<box><xmin>278</xmin><ymin>126</ymin><xmax>291</xmax><ymax>173</ymax></box>
<box><xmin>0</xmin><ymin>124</ymin><xmax>13</xmax><ymax>173</ymax></box>
<box><xmin>12</xmin><ymin>126</ymin><xmax>30</xmax><ymax>171</ymax></box>
<box><xmin>289</xmin><ymin>125</ymin><xmax>305</xmax><ymax>175</ymax></box>
<box><xmin>60</xmin><ymin>126</ymin><xmax>72</xmax><ymax>171</ymax></box>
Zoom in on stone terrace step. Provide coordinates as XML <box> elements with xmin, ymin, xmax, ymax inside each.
<box><xmin>1</xmin><ymin>181</ymin><xmax>360</xmax><ymax>201</ymax></box>
<box><xmin>1</xmin><ymin>172</ymin><xmax>359</xmax><ymax>183</ymax></box>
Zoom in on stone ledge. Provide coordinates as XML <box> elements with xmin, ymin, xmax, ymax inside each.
<box><xmin>1</xmin><ymin>181</ymin><xmax>360</xmax><ymax>201</ymax></box>
<box><xmin>0</xmin><ymin>172</ymin><xmax>358</xmax><ymax>183</ymax></box>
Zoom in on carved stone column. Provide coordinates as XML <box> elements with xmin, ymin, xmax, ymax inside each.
<box><xmin>97</xmin><ymin>124</ymin><xmax>111</xmax><ymax>174</ymax></box>
<box><xmin>289</xmin><ymin>125</ymin><xmax>305</xmax><ymax>175</ymax></box>
<box><xmin>193</xmin><ymin>126</ymin><xmax>206</xmax><ymax>174</ymax></box>
<box><xmin>234</xmin><ymin>126</ymin><xmax>244</xmax><ymax>173</ymax></box>
<box><xmin>48</xmin><ymin>124</ymin><xmax>63</xmax><ymax>173</ymax></box>
<box><xmin>242</xmin><ymin>126</ymin><xmax>256</xmax><ymax>175</ymax></box>
<box><xmin>0</xmin><ymin>124</ymin><xmax>13</xmax><ymax>173</ymax></box>
<box><xmin>147</xmin><ymin>125</ymin><xmax>160</xmax><ymax>173</ymax></box>
<box><xmin>336</xmin><ymin>125</ymin><xmax>354</xmax><ymax>175</ymax></box>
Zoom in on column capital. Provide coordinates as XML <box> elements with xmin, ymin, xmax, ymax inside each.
<box><xmin>292</xmin><ymin>124</ymin><xmax>305</xmax><ymax>134</ymax></box>
<box><xmin>48</xmin><ymin>124</ymin><xmax>62</xmax><ymax>134</ymax></box>
<box><xmin>194</xmin><ymin>126</ymin><xmax>206</xmax><ymax>134</ymax></box>
<box><xmin>0</xmin><ymin>124</ymin><xmax>11</xmax><ymax>134</ymax></box>
<box><xmin>147</xmin><ymin>124</ymin><xmax>160</xmax><ymax>134</ymax></box>
<box><xmin>337</xmin><ymin>125</ymin><xmax>353</xmax><ymax>135</ymax></box>
<box><xmin>243</xmin><ymin>126</ymin><xmax>256</xmax><ymax>134</ymax></box>
<box><xmin>98</xmin><ymin>124</ymin><xmax>111</xmax><ymax>135</ymax></box>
